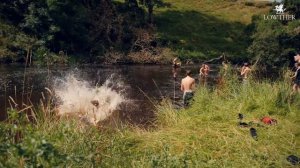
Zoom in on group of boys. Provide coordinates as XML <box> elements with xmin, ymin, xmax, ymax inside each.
<box><xmin>173</xmin><ymin>54</ymin><xmax>300</xmax><ymax>107</ymax></box>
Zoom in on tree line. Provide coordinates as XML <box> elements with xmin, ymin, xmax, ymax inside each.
<box><xmin>0</xmin><ymin>0</ymin><xmax>299</xmax><ymax>66</ymax></box>
<box><xmin>0</xmin><ymin>0</ymin><xmax>165</xmax><ymax>64</ymax></box>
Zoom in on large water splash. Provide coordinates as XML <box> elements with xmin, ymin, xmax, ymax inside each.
<box><xmin>54</xmin><ymin>74</ymin><xmax>125</xmax><ymax>125</ymax></box>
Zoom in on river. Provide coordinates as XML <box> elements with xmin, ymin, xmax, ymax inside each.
<box><xmin>0</xmin><ymin>64</ymin><xmax>221</xmax><ymax>125</ymax></box>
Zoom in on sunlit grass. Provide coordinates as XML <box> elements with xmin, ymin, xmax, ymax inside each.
<box><xmin>155</xmin><ymin>0</ymin><xmax>272</xmax><ymax>59</ymax></box>
<box><xmin>158</xmin><ymin>0</ymin><xmax>271</xmax><ymax>24</ymax></box>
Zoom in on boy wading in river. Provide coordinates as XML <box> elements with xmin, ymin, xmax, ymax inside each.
<box><xmin>172</xmin><ymin>57</ymin><xmax>181</xmax><ymax>80</ymax></box>
<box><xmin>181</xmin><ymin>70</ymin><xmax>195</xmax><ymax>107</ymax></box>
<box><xmin>199</xmin><ymin>64</ymin><xmax>210</xmax><ymax>85</ymax></box>
<box><xmin>241</xmin><ymin>63</ymin><xmax>251</xmax><ymax>83</ymax></box>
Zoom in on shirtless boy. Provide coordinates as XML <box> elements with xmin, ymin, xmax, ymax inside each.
<box><xmin>172</xmin><ymin>57</ymin><xmax>181</xmax><ymax>80</ymax></box>
<box><xmin>199</xmin><ymin>64</ymin><xmax>210</xmax><ymax>85</ymax></box>
<box><xmin>181</xmin><ymin>70</ymin><xmax>196</xmax><ymax>106</ymax></box>
<box><xmin>241</xmin><ymin>63</ymin><xmax>251</xmax><ymax>81</ymax></box>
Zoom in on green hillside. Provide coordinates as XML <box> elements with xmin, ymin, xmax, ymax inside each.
<box><xmin>155</xmin><ymin>0</ymin><xmax>271</xmax><ymax>61</ymax></box>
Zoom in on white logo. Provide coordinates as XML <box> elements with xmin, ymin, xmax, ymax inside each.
<box><xmin>274</xmin><ymin>4</ymin><xmax>286</xmax><ymax>14</ymax></box>
<box><xmin>264</xmin><ymin>3</ymin><xmax>295</xmax><ymax>21</ymax></box>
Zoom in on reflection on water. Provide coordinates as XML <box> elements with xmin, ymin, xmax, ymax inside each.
<box><xmin>0</xmin><ymin>64</ymin><xmax>220</xmax><ymax>125</ymax></box>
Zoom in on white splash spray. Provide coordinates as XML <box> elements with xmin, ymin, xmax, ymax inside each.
<box><xmin>54</xmin><ymin>74</ymin><xmax>125</xmax><ymax>125</ymax></box>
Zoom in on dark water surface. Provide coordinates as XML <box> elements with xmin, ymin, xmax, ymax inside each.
<box><xmin>0</xmin><ymin>64</ymin><xmax>220</xmax><ymax>124</ymax></box>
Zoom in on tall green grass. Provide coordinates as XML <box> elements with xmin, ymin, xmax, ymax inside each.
<box><xmin>0</xmin><ymin>68</ymin><xmax>299</xmax><ymax>167</ymax></box>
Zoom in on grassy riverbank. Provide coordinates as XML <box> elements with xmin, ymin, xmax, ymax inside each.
<box><xmin>1</xmin><ymin>71</ymin><xmax>300</xmax><ymax>167</ymax></box>
<box><xmin>155</xmin><ymin>0</ymin><xmax>271</xmax><ymax>60</ymax></box>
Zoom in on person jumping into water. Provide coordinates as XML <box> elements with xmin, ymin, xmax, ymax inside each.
<box><xmin>291</xmin><ymin>63</ymin><xmax>300</xmax><ymax>93</ymax></box>
<box><xmin>181</xmin><ymin>70</ymin><xmax>195</xmax><ymax>107</ymax></box>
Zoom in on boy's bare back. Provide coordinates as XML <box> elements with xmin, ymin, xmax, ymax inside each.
<box><xmin>181</xmin><ymin>76</ymin><xmax>195</xmax><ymax>92</ymax></box>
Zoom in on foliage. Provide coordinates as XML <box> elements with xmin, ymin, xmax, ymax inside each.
<box><xmin>0</xmin><ymin>109</ymin><xmax>99</xmax><ymax>167</ymax></box>
<box><xmin>0</xmin><ymin>22</ymin><xmax>38</xmax><ymax>63</ymax></box>
<box><xmin>285</xmin><ymin>0</ymin><xmax>300</xmax><ymax>18</ymax></box>
<box><xmin>248</xmin><ymin>19</ymin><xmax>285</xmax><ymax>67</ymax></box>
<box><xmin>0</xmin><ymin>0</ymin><xmax>151</xmax><ymax>63</ymax></box>
<box><xmin>138</xmin><ymin>0</ymin><xmax>169</xmax><ymax>23</ymax></box>
<box><xmin>247</xmin><ymin>6</ymin><xmax>300</xmax><ymax>68</ymax></box>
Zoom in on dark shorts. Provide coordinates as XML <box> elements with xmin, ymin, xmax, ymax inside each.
<box><xmin>183</xmin><ymin>92</ymin><xmax>194</xmax><ymax>106</ymax></box>
<box><xmin>294</xmin><ymin>80</ymin><xmax>300</xmax><ymax>85</ymax></box>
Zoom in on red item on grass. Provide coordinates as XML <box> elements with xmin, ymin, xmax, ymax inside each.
<box><xmin>261</xmin><ymin>116</ymin><xmax>277</xmax><ymax>125</ymax></box>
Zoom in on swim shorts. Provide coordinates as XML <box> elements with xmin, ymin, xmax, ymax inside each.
<box><xmin>183</xmin><ymin>91</ymin><xmax>194</xmax><ymax>106</ymax></box>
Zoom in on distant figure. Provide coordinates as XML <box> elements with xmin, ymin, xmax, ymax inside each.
<box><xmin>217</xmin><ymin>61</ymin><xmax>229</xmax><ymax>90</ymax></box>
<box><xmin>186</xmin><ymin>59</ymin><xmax>194</xmax><ymax>65</ymax></box>
<box><xmin>294</xmin><ymin>53</ymin><xmax>300</xmax><ymax>63</ymax></box>
<box><xmin>291</xmin><ymin>63</ymin><xmax>300</xmax><ymax>93</ymax></box>
<box><xmin>199</xmin><ymin>64</ymin><xmax>210</xmax><ymax>85</ymax></box>
<box><xmin>181</xmin><ymin>70</ymin><xmax>195</xmax><ymax>106</ymax></box>
<box><xmin>173</xmin><ymin>57</ymin><xmax>181</xmax><ymax>68</ymax></box>
<box><xmin>241</xmin><ymin>63</ymin><xmax>251</xmax><ymax>82</ymax></box>
<box><xmin>172</xmin><ymin>57</ymin><xmax>181</xmax><ymax>80</ymax></box>
<box><xmin>222</xmin><ymin>61</ymin><xmax>228</xmax><ymax>70</ymax></box>
<box><xmin>221</xmin><ymin>61</ymin><xmax>229</xmax><ymax>76</ymax></box>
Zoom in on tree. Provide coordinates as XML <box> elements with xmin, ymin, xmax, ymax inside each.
<box><xmin>248</xmin><ymin>19</ymin><xmax>284</xmax><ymax>67</ymax></box>
<box><xmin>0</xmin><ymin>0</ymin><xmax>31</xmax><ymax>25</ymax></box>
<box><xmin>0</xmin><ymin>0</ymin><xmax>160</xmax><ymax>63</ymax></box>
<box><xmin>285</xmin><ymin>0</ymin><xmax>300</xmax><ymax>19</ymax></box>
<box><xmin>248</xmin><ymin>17</ymin><xmax>300</xmax><ymax>68</ymax></box>
<box><xmin>139</xmin><ymin>0</ymin><xmax>166</xmax><ymax>24</ymax></box>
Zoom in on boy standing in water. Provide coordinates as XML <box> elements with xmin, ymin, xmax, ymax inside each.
<box><xmin>173</xmin><ymin>57</ymin><xmax>181</xmax><ymax>68</ymax></box>
<box><xmin>241</xmin><ymin>63</ymin><xmax>251</xmax><ymax>82</ymax></box>
<box><xmin>199</xmin><ymin>64</ymin><xmax>210</xmax><ymax>85</ymax></box>
<box><xmin>181</xmin><ymin>70</ymin><xmax>196</xmax><ymax>106</ymax></box>
<box><xmin>172</xmin><ymin>57</ymin><xmax>181</xmax><ymax>80</ymax></box>
<box><xmin>292</xmin><ymin>63</ymin><xmax>300</xmax><ymax>93</ymax></box>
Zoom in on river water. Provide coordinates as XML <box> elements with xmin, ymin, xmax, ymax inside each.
<box><xmin>0</xmin><ymin>64</ymin><xmax>220</xmax><ymax>125</ymax></box>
